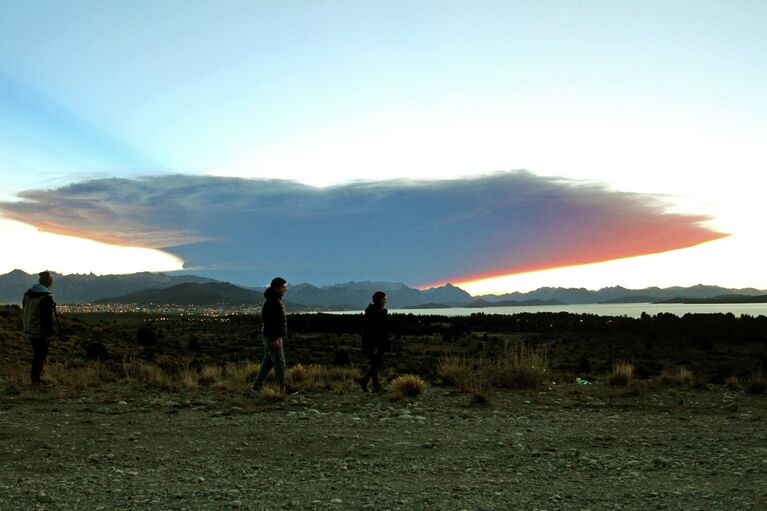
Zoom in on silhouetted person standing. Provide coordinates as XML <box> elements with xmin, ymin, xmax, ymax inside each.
<box><xmin>356</xmin><ymin>291</ymin><xmax>390</xmax><ymax>392</ymax></box>
<box><xmin>253</xmin><ymin>277</ymin><xmax>290</xmax><ymax>393</ymax></box>
<box><xmin>22</xmin><ymin>271</ymin><xmax>57</xmax><ymax>385</ymax></box>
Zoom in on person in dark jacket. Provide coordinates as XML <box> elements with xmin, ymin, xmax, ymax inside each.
<box><xmin>355</xmin><ymin>291</ymin><xmax>390</xmax><ymax>392</ymax></box>
<box><xmin>252</xmin><ymin>277</ymin><xmax>292</xmax><ymax>393</ymax></box>
<box><xmin>22</xmin><ymin>271</ymin><xmax>57</xmax><ymax>385</ymax></box>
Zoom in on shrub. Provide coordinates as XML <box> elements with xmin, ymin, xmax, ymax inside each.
<box><xmin>578</xmin><ymin>354</ymin><xmax>591</xmax><ymax>374</ymax></box>
<box><xmin>85</xmin><ymin>343</ymin><xmax>109</xmax><ymax>361</ymax></box>
<box><xmin>745</xmin><ymin>380</ymin><xmax>766</xmax><ymax>395</ymax></box>
<box><xmin>725</xmin><ymin>375</ymin><xmax>740</xmax><ymax>390</ymax></box>
<box><xmin>744</xmin><ymin>371</ymin><xmax>766</xmax><ymax>395</ymax></box>
<box><xmin>660</xmin><ymin>366</ymin><xmax>693</xmax><ymax>386</ymax></box>
<box><xmin>332</xmin><ymin>349</ymin><xmax>351</xmax><ymax>366</ymax></box>
<box><xmin>609</xmin><ymin>362</ymin><xmax>634</xmax><ymax>387</ymax></box>
<box><xmin>136</xmin><ymin>325</ymin><xmax>158</xmax><ymax>347</ymax></box>
<box><xmin>391</xmin><ymin>374</ymin><xmax>426</xmax><ymax>399</ymax></box>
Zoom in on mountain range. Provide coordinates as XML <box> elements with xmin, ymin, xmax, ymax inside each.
<box><xmin>0</xmin><ymin>270</ymin><xmax>214</xmax><ymax>305</ymax></box>
<box><xmin>476</xmin><ymin>285</ymin><xmax>767</xmax><ymax>304</ymax></box>
<box><xmin>2</xmin><ymin>270</ymin><xmax>766</xmax><ymax>309</ymax></box>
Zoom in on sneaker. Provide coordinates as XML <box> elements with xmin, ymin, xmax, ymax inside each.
<box><xmin>354</xmin><ymin>377</ymin><xmax>368</xmax><ymax>392</ymax></box>
<box><xmin>283</xmin><ymin>385</ymin><xmax>299</xmax><ymax>396</ymax></box>
<box><xmin>371</xmin><ymin>384</ymin><xmax>385</xmax><ymax>393</ymax></box>
<box><xmin>251</xmin><ymin>383</ymin><xmax>263</xmax><ymax>392</ymax></box>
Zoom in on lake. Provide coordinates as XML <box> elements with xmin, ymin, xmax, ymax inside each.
<box><xmin>370</xmin><ymin>303</ymin><xmax>767</xmax><ymax>318</ymax></box>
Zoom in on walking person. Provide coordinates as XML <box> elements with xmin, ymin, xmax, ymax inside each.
<box><xmin>22</xmin><ymin>271</ymin><xmax>58</xmax><ymax>385</ymax></box>
<box><xmin>355</xmin><ymin>291</ymin><xmax>390</xmax><ymax>393</ymax></box>
<box><xmin>252</xmin><ymin>277</ymin><xmax>294</xmax><ymax>394</ymax></box>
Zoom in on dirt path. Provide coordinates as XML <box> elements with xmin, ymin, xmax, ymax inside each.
<box><xmin>1</xmin><ymin>384</ymin><xmax>766</xmax><ymax>510</ymax></box>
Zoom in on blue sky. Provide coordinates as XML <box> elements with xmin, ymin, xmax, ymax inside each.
<box><xmin>0</xmin><ymin>1</ymin><xmax>765</xmax><ymax>291</ymax></box>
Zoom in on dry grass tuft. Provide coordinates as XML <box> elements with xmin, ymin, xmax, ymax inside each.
<box><xmin>123</xmin><ymin>360</ymin><xmax>170</xmax><ymax>387</ymax></box>
<box><xmin>178</xmin><ymin>367</ymin><xmax>200</xmax><ymax>392</ymax></box>
<box><xmin>437</xmin><ymin>354</ymin><xmax>475</xmax><ymax>391</ymax></box>
<box><xmin>468</xmin><ymin>380</ymin><xmax>492</xmax><ymax>405</ymax></box>
<box><xmin>199</xmin><ymin>365</ymin><xmax>223</xmax><ymax>386</ymax></box>
<box><xmin>0</xmin><ymin>359</ymin><xmax>362</xmax><ymax>395</ymax></box>
<box><xmin>258</xmin><ymin>386</ymin><xmax>286</xmax><ymax>402</ymax></box>
<box><xmin>50</xmin><ymin>362</ymin><xmax>121</xmax><ymax>391</ymax></box>
<box><xmin>1</xmin><ymin>361</ymin><xmax>124</xmax><ymax>392</ymax></box>
<box><xmin>744</xmin><ymin>371</ymin><xmax>766</xmax><ymax>395</ymax></box>
<box><xmin>224</xmin><ymin>361</ymin><xmax>260</xmax><ymax>385</ymax></box>
<box><xmin>52</xmin><ymin>361</ymin><xmax>122</xmax><ymax>390</ymax></box>
<box><xmin>660</xmin><ymin>366</ymin><xmax>693</xmax><ymax>387</ymax></box>
<box><xmin>609</xmin><ymin>362</ymin><xmax>634</xmax><ymax>387</ymax></box>
<box><xmin>490</xmin><ymin>344</ymin><xmax>550</xmax><ymax>389</ymax></box>
<box><xmin>0</xmin><ymin>364</ymin><xmax>28</xmax><ymax>390</ymax></box>
<box><xmin>286</xmin><ymin>363</ymin><xmax>306</xmax><ymax>384</ymax></box>
<box><xmin>391</xmin><ymin>374</ymin><xmax>427</xmax><ymax>399</ymax></box>
<box><xmin>438</xmin><ymin>344</ymin><xmax>550</xmax><ymax>392</ymax></box>
<box><xmin>296</xmin><ymin>364</ymin><xmax>357</xmax><ymax>392</ymax></box>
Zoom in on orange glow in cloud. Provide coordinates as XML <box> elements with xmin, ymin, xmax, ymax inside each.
<box><xmin>422</xmin><ymin>217</ymin><xmax>728</xmax><ymax>289</ymax></box>
<box><xmin>16</xmin><ymin>221</ymin><xmax>151</xmax><ymax>248</ymax></box>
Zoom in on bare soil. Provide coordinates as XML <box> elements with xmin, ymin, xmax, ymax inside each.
<box><xmin>1</xmin><ymin>382</ymin><xmax>766</xmax><ymax>510</ymax></box>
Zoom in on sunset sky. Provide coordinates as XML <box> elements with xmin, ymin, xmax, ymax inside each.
<box><xmin>0</xmin><ymin>1</ymin><xmax>765</xmax><ymax>293</ymax></box>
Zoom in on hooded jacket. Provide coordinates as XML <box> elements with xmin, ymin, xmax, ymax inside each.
<box><xmin>261</xmin><ymin>286</ymin><xmax>287</xmax><ymax>340</ymax></box>
<box><xmin>362</xmin><ymin>303</ymin><xmax>390</xmax><ymax>355</ymax></box>
<box><xmin>22</xmin><ymin>284</ymin><xmax>56</xmax><ymax>338</ymax></box>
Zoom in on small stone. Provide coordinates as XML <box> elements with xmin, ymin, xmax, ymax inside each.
<box><xmin>723</xmin><ymin>402</ymin><xmax>738</xmax><ymax>412</ymax></box>
<box><xmin>330</xmin><ymin>498</ymin><xmax>343</xmax><ymax>504</ymax></box>
<box><xmin>37</xmin><ymin>491</ymin><xmax>54</xmax><ymax>503</ymax></box>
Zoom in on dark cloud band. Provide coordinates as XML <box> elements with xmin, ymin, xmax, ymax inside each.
<box><xmin>0</xmin><ymin>171</ymin><xmax>726</xmax><ymax>286</ymax></box>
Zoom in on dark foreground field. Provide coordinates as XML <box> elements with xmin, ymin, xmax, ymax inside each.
<box><xmin>1</xmin><ymin>382</ymin><xmax>766</xmax><ymax>510</ymax></box>
<box><xmin>1</xmin><ymin>307</ymin><xmax>766</xmax><ymax>509</ymax></box>
<box><xmin>3</xmin><ymin>306</ymin><xmax>767</xmax><ymax>382</ymax></box>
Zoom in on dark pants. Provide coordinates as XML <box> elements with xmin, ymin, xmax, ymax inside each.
<box><xmin>30</xmin><ymin>336</ymin><xmax>50</xmax><ymax>384</ymax></box>
<box><xmin>254</xmin><ymin>337</ymin><xmax>286</xmax><ymax>387</ymax></box>
<box><xmin>359</xmin><ymin>351</ymin><xmax>384</xmax><ymax>389</ymax></box>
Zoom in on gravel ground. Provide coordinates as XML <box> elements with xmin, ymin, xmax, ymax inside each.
<box><xmin>1</xmin><ymin>383</ymin><xmax>766</xmax><ymax>510</ymax></box>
